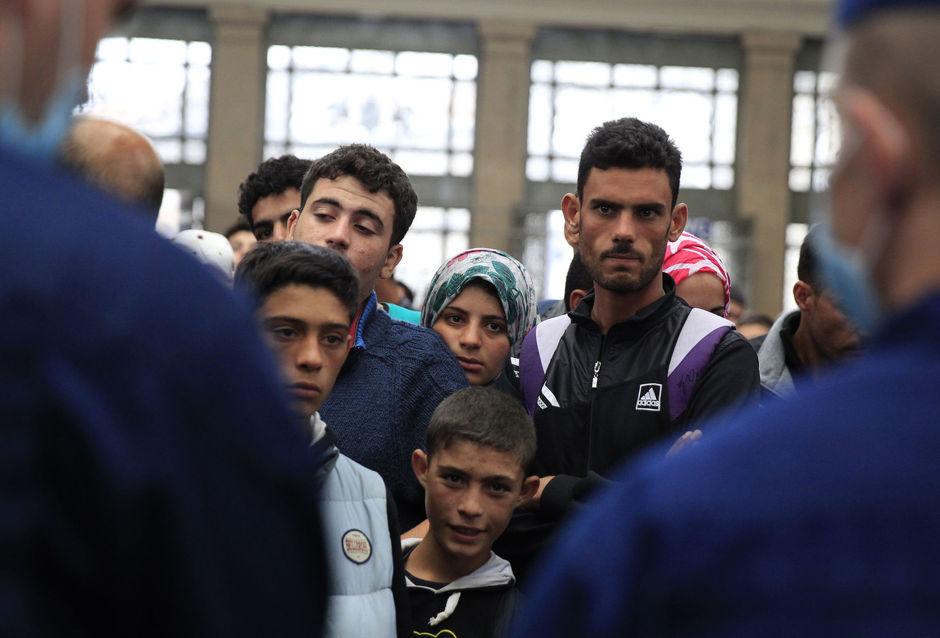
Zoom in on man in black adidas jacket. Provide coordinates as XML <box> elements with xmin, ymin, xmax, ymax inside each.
<box><xmin>498</xmin><ymin>118</ymin><xmax>759</xmax><ymax>584</ymax></box>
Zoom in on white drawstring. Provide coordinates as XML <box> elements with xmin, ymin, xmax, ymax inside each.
<box><xmin>427</xmin><ymin>591</ymin><xmax>461</xmax><ymax>626</ymax></box>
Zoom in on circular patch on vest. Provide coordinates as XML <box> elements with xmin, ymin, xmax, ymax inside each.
<box><xmin>341</xmin><ymin>529</ymin><xmax>372</xmax><ymax>564</ymax></box>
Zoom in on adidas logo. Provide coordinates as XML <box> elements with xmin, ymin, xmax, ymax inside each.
<box><xmin>635</xmin><ymin>383</ymin><xmax>662</xmax><ymax>411</ymax></box>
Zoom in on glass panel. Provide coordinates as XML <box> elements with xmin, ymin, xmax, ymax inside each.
<box><xmin>185</xmin><ymin>65</ymin><xmax>210</xmax><ymax>137</ymax></box>
<box><xmin>444</xmin><ymin>231</ymin><xmax>470</xmax><ymax>259</ymax></box>
<box><xmin>530</xmin><ymin>60</ymin><xmax>554</xmax><ymax>83</ymax></box>
<box><xmin>551</xmin><ymin>158</ymin><xmax>579</xmax><ymax>183</ymax></box>
<box><xmin>793</xmin><ymin>70</ymin><xmax>816</xmax><ymax>94</ymax></box>
<box><xmin>450</xmin><ymin>152</ymin><xmax>474</xmax><ymax>177</ymax></box>
<box><xmin>660</xmin><ymin>66</ymin><xmax>714</xmax><ymax>91</ymax></box>
<box><xmin>183</xmin><ymin>139</ymin><xmax>206</xmax><ymax>164</ymax></box>
<box><xmin>265</xmin><ymin>70</ymin><xmax>290</xmax><ymax>142</ymax></box>
<box><xmin>154</xmin><ymin>139</ymin><xmax>182</xmax><ymax>163</ymax></box>
<box><xmin>526</xmin><ymin>156</ymin><xmax>550</xmax><ymax>181</ymax></box>
<box><xmin>712</xmin><ymin>165</ymin><xmax>734</xmax><ymax>190</ymax></box>
<box><xmin>650</xmin><ymin>91</ymin><xmax>713</xmax><ymax>164</ymax></box>
<box><xmin>129</xmin><ymin>38</ymin><xmax>187</xmax><ymax>64</ymax></box>
<box><xmin>397</xmin><ymin>51</ymin><xmax>453</xmax><ymax>77</ymax></box>
<box><xmin>552</xmin><ymin>86</ymin><xmax>608</xmax><ymax>158</ymax></box>
<box><xmin>716</xmin><ymin>68</ymin><xmax>738</xmax><ymax>92</ymax></box>
<box><xmin>448</xmin><ymin>208</ymin><xmax>471</xmax><ymax>232</ymax></box>
<box><xmin>268</xmin><ymin>45</ymin><xmax>291</xmax><ymax>71</ymax></box>
<box><xmin>789</xmin><ymin>166</ymin><xmax>811</xmax><ymax>192</ymax></box>
<box><xmin>812</xmin><ymin>168</ymin><xmax>831</xmax><ymax>192</ymax></box>
<box><xmin>815</xmin><ymin>98</ymin><xmax>841</xmax><ymax>166</ymax></box>
<box><xmin>612</xmin><ymin>64</ymin><xmax>657</xmax><ymax>88</ymax></box>
<box><xmin>554</xmin><ymin>61</ymin><xmax>611</xmax><ymax>87</ymax></box>
<box><xmin>293</xmin><ymin>46</ymin><xmax>348</xmax><ymax>71</ymax></box>
<box><xmin>350</xmin><ymin>49</ymin><xmax>395</xmax><ymax>74</ymax></box>
<box><xmin>451</xmin><ymin>81</ymin><xmax>476</xmax><ymax>152</ymax></box>
<box><xmin>713</xmin><ymin>93</ymin><xmax>737</xmax><ymax>164</ymax></box>
<box><xmin>263</xmin><ymin>143</ymin><xmax>287</xmax><ymax>160</ymax></box>
<box><xmin>188</xmin><ymin>41</ymin><xmax>212</xmax><ymax>66</ymax></box>
<box><xmin>412</xmin><ymin>207</ymin><xmax>445</xmax><ymax>231</ymax></box>
<box><xmin>453</xmin><ymin>55</ymin><xmax>478</xmax><ymax>80</ymax></box>
<box><xmin>96</xmin><ymin>37</ymin><xmax>128</xmax><ymax>61</ymax></box>
<box><xmin>682</xmin><ymin>164</ymin><xmax>712</xmax><ymax>189</ymax></box>
<box><xmin>790</xmin><ymin>94</ymin><xmax>816</xmax><ymax>166</ymax></box>
<box><xmin>527</xmin><ymin>84</ymin><xmax>553</xmax><ymax>157</ymax></box>
<box><xmin>394</xmin><ymin>150</ymin><xmax>449</xmax><ymax>176</ymax></box>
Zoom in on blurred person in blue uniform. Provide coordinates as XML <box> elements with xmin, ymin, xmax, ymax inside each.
<box><xmin>0</xmin><ymin>2</ymin><xmax>328</xmax><ymax>636</ymax></box>
<box><xmin>513</xmin><ymin>0</ymin><xmax>940</xmax><ymax>635</ymax></box>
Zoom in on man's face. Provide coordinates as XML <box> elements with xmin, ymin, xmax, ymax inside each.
<box><xmin>228</xmin><ymin>230</ymin><xmax>256</xmax><ymax>267</ymax></box>
<box><xmin>288</xmin><ymin>175</ymin><xmax>402</xmax><ymax>304</ymax></box>
<box><xmin>564</xmin><ymin>167</ymin><xmax>685</xmax><ymax>294</ymax></box>
<box><xmin>805</xmin><ymin>287</ymin><xmax>862</xmax><ymax>360</ymax></box>
<box><xmin>251</xmin><ymin>188</ymin><xmax>300</xmax><ymax>242</ymax></box>
<box><xmin>259</xmin><ymin>284</ymin><xmax>352</xmax><ymax>419</ymax></box>
<box><xmin>413</xmin><ymin>440</ymin><xmax>533</xmax><ymax>570</ymax></box>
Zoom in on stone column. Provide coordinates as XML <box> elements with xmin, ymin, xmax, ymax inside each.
<box><xmin>204</xmin><ymin>6</ymin><xmax>268</xmax><ymax>233</ymax></box>
<box><xmin>470</xmin><ymin>21</ymin><xmax>536</xmax><ymax>254</ymax></box>
<box><xmin>737</xmin><ymin>32</ymin><xmax>802</xmax><ymax>316</ymax></box>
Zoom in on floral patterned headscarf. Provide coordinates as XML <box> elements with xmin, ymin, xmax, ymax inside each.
<box><xmin>421</xmin><ymin>248</ymin><xmax>537</xmax><ymax>354</ymax></box>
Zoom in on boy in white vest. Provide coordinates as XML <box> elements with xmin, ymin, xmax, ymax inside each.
<box><xmin>236</xmin><ymin>241</ymin><xmax>409</xmax><ymax>638</ymax></box>
<box><xmin>403</xmin><ymin>387</ymin><xmax>539</xmax><ymax>637</ymax></box>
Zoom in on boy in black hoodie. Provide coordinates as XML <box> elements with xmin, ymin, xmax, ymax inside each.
<box><xmin>403</xmin><ymin>387</ymin><xmax>539</xmax><ymax>637</ymax></box>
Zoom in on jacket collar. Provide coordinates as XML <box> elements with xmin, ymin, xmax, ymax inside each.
<box><xmin>400</xmin><ymin>537</ymin><xmax>515</xmax><ymax>593</ymax></box>
<box><xmin>570</xmin><ymin>274</ymin><xmax>679</xmax><ymax>335</ymax></box>
<box><xmin>350</xmin><ymin>291</ymin><xmax>378</xmax><ymax>350</ymax></box>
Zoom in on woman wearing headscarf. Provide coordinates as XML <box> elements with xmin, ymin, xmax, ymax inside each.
<box><xmin>422</xmin><ymin>248</ymin><xmax>537</xmax><ymax>386</ymax></box>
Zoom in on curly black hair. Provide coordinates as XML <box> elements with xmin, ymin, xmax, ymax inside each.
<box><xmin>299</xmin><ymin>144</ymin><xmax>418</xmax><ymax>246</ymax></box>
<box><xmin>237</xmin><ymin>155</ymin><xmax>312</xmax><ymax>227</ymax></box>
<box><xmin>577</xmin><ymin>118</ymin><xmax>682</xmax><ymax>208</ymax></box>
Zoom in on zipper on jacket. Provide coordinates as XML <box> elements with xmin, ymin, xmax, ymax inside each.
<box><xmin>591</xmin><ymin>335</ymin><xmax>606</xmax><ymax>389</ymax></box>
<box><xmin>591</xmin><ymin>360</ymin><xmax>601</xmax><ymax>388</ymax></box>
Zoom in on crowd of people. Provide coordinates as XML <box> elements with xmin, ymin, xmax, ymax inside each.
<box><xmin>4</xmin><ymin>0</ymin><xmax>940</xmax><ymax>635</ymax></box>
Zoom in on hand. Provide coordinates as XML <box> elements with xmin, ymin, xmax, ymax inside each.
<box><xmin>666</xmin><ymin>430</ymin><xmax>702</xmax><ymax>458</ymax></box>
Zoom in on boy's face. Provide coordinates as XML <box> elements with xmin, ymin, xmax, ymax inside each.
<box><xmin>412</xmin><ymin>440</ymin><xmax>538</xmax><ymax>567</ymax></box>
<box><xmin>259</xmin><ymin>284</ymin><xmax>352</xmax><ymax>418</ymax></box>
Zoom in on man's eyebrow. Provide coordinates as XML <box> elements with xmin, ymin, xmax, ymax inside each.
<box><xmin>321</xmin><ymin>322</ymin><xmax>351</xmax><ymax>333</ymax></box>
<box><xmin>262</xmin><ymin>315</ymin><xmax>304</xmax><ymax>327</ymax></box>
<box><xmin>436</xmin><ymin>464</ymin><xmax>515</xmax><ymax>483</ymax></box>
<box><xmin>310</xmin><ymin>198</ymin><xmax>385</xmax><ymax>230</ymax></box>
<box><xmin>587</xmin><ymin>198</ymin><xmax>622</xmax><ymax>209</ymax></box>
<box><xmin>630</xmin><ymin>202</ymin><xmax>667</xmax><ymax>212</ymax></box>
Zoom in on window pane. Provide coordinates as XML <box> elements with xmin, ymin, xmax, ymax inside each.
<box><xmin>660</xmin><ymin>66</ymin><xmax>714</xmax><ymax>91</ymax></box>
<box><xmin>267</xmin><ymin>46</ymin><xmax>477</xmax><ymax>177</ymax></box>
<box><xmin>268</xmin><ymin>45</ymin><xmax>291</xmax><ymax>71</ymax></box>
<box><xmin>555</xmin><ymin>61</ymin><xmax>610</xmax><ymax>87</ymax></box>
<box><xmin>527</xmin><ymin>156</ymin><xmax>550</xmax><ymax>181</ymax></box>
<box><xmin>531</xmin><ymin>59</ymin><xmax>554</xmax><ymax>83</ymax></box>
<box><xmin>683</xmin><ymin>164</ymin><xmax>712</xmax><ymax>189</ymax></box>
<box><xmin>613</xmin><ymin>64</ymin><xmax>657</xmax><ymax>88</ymax></box>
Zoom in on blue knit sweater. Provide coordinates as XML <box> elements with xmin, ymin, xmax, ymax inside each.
<box><xmin>321</xmin><ymin>293</ymin><xmax>468</xmax><ymax>529</ymax></box>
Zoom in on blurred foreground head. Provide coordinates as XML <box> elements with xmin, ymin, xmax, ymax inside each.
<box><xmin>61</xmin><ymin>115</ymin><xmax>165</xmax><ymax>220</ymax></box>
<box><xmin>820</xmin><ymin>0</ymin><xmax>940</xmax><ymax>330</ymax></box>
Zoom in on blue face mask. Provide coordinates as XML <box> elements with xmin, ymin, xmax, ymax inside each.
<box><xmin>811</xmin><ymin>223</ymin><xmax>883</xmax><ymax>337</ymax></box>
<box><xmin>0</xmin><ymin>0</ymin><xmax>87</xmax><ymax>162</ymax></box>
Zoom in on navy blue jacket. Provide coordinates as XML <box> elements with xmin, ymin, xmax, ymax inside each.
<box><xmin>1</xmin><ymin>147</ymin><xmax>328</xmax><ymax>637</ymax></box>
<box><xmin>514</xmin><ymin>291</ymin><xmax>940</xmax><ymax>637</ymax></box>
<box><xmin>321</xmin><ymin>294</ymin><xmax>467</xmax><ymax>530</ymax></box>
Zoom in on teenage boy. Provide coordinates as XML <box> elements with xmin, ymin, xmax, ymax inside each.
<box><xmin>403</xmin><ymin>387</ymin><xmax>539</xmax><ymax>638</ymax></box>
<box><xmin>288</xmin><ymin>144</ymin><xmax>467</xmax><ymax>529</ymax></box>
<box><xmin>236</xmin><ymin>241</ymin><xmax>409</xmax><ymax>638</ymax></box>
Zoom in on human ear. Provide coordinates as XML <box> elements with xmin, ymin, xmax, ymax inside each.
<box><xmin>519</xmin><ymin>475</ymin><xmax>539</xmax><ymax>503</ymax></box>
<box><xmin>286</xmin><ymin>209</ymin><xmax>301</xmax><ymax>239</ymax></box>
<box><xmin>561</xmin><ymin>193</ymin><xmax>581</xmax><ymax>248</ymax></box>
<box><xmin>839</xmin><ymin>88</ymin><xmax>911</xmax><ymax>209</ymax></box>
<box><xmin>411</xmin><ymin>449</ymin><xmax>429</xmax><ymax>488</ymax></box>
<box><xmin>793</xmin><ymin>281</ymin><xmax>814</xmax><ymax>312</ymax></box>
<box><xmin>669</xmin><ymin>203</ymin><xmax>688</xmax><ymax>241</ymax></box>
<box><xmin>381</xmin><ymin>244</ymin><xmax>404</xmax><ymax>279</ymax></box>
<box><xmin>568</xmin><ymin>288</ymin><xmax>587</xmax><ymax>312</ymax></box>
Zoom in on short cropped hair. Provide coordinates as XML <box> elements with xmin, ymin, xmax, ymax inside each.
<box><xmin>797</xmin><ymin>226</ymin><xmax>822</xmax><ymax>290</ymax></box>
<box><xmin>577</xmin><ymin>117</ymin><xmax>683</xmax><ymax>207</ymax></box>
<box><xmin>564</xmin><ymin>252</ymin><xmax>593</xmax><ymax>311</ymax></box>
<box><xmin>299</xmin><ymin>144</ymin><xmax>418</xmax><ymax>246</ymax></box>
<box><xmin>234</xmin><ymin>241</ymin><xmax>359</xmax><ymax>318</ymax></box>
<box><xmin>237</xmin><ymin>155</ymin><xmax>312</xmax><ymax>227</ymax></box>
<box><xmin>426</xmin><ymin>387</ymin><xmax>537</xmax><ymax>474</ymax></box>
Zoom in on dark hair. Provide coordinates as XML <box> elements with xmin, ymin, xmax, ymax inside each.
<box><xmin>224</xmin><ymin>219</ymin><xmax>252</xmax><ymax>239</ymax></box>
<box><xmin>299</xmin><ymin>144</ymin><xmax>418</xmax><ymax>246</ymax></box>
<box><xmin>737</xmin><ymin>313</ymin><xmax>774</xmax><ymax>329</ymax></box>
<box><xmin>564</xmin><ymin>252</ymin><xmax>593</xmax><ymax>311</ymax></box>
<box><xmin>577</xmin><ymin>118</ymin><xmax>682</xmax><ymax>207</ymax></box>
<box><xmin>798</xmin><ymin>226</ymin><xmax>822</xmax><ymax>289</ymax></box>
<box><xmin>234</xmin><ymin>241</ymin><xmax>359</xmax><ymax>318</ymax></box>
<box><xmin>237</xmin><ymin>155</ymin><xmax>312</xmax><ymax>227</ymax></box>
<box><xmin>426</xmin><ymin>387</ymin><xmax>536</xmax><ymax>473</ymax></box>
